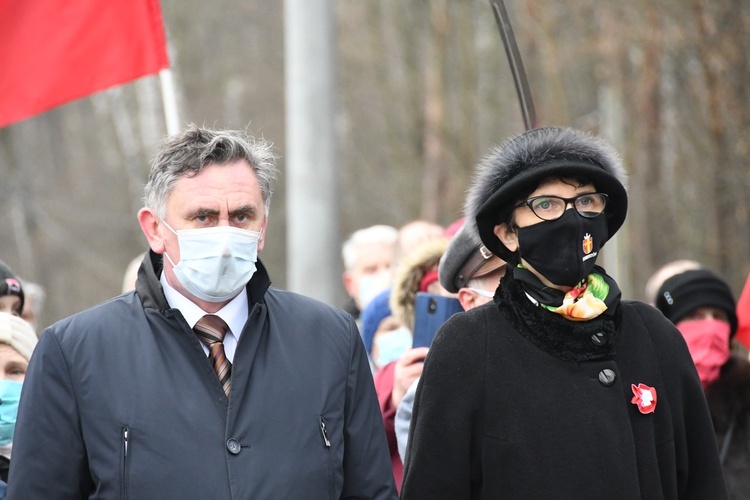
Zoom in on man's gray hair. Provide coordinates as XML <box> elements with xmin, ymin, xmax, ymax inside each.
<box><xmin>341</xmin><ymin>225</ymin><xmax>399</xmax><ymax>271</ymax></box>
<box><xmin>144</xmin><ymin>125</ymin><xmax>278</xmax><ymax>219</ymax></box>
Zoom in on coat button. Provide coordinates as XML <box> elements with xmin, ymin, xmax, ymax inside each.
<box><xmin>226</xmin><ymin>438</ymin><xmax>241</xmax><ymax>455</ymax></box>
<box><xmin>591</xmin><ymin>332</ymin><xmax>608</xmax><ymax>346</ymax></box>
<box><xmin>598</xmin><ymin>369</ymin><xmax>616</xmax><ymax>386</ymax></box>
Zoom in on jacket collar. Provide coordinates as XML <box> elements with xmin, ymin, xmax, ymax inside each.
<box><xmin>135</xmin><ymin>250</ymin><xmax>272</xmax><ymax>311</ymax></box>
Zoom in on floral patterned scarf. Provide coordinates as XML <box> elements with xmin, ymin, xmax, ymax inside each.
<box><xmin>512</xmin><ymin>264</ymin><xmax>621</xmax><ymax>321</ymax></box>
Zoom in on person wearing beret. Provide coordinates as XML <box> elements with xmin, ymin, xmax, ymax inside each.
<box><xmin>400</xmin><ymin>127</ymin><xmax>728</xmax><ymax>499</ymax></box>
<box><xmin>654</xmin><ymin>267</ymin><xmax>750</xmax><ymax>498</ymax></box>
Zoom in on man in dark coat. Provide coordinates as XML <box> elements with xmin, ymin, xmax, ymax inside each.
<box><xmin>7</xmin><ymin>125</ymin><xmax>397</xmax><ymax>499</ymax></box>
<box><xmin>401</xmin><ymin>127</ymin><xmax>728</xmax><ymax>499</ymax></box>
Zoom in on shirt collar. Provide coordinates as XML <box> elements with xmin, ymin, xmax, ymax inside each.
<box><xmin>160</xmin><ymin>271</ymin><xmax>248</xmax><ymax>342</ymax></box>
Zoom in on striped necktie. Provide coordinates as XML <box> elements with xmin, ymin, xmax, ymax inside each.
<box><xmin>194</xmin><ymin>315</ymin><xmax>232</xmax><ymax>398</ymax></box>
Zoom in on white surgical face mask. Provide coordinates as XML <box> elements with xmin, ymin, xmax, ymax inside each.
<box><xmin>468</xmin><ymin>287</ymin><xmax>494</xmax><ymax>299</ymax></box>
<box><xmin>163</xmin><ymin>221</ymin><xmax>261</xmax><ymax>302</ymax></box>
<box><xmin>357</xmin><ymin>271</ymin><xmax>392</xmax><ymax>310</ymax></box>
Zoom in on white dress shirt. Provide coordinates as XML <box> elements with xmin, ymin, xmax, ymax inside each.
<box><xmin>160</xmin><ymin>272</ymin><xmax>249</xmax><ymax>362</ymax></box>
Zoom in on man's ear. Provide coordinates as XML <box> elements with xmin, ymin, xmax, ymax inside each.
<box><xmin>138</xmin><ymin>208</ymin><xmax>166</xmax><ymax>254</ymax></box>
<box><xmin>493</xmin><ymin>223</ymin><xmax>518</xmax><ymax>252</ymax></box>
<box><xmin>342</xmin><ymin>271</ymin><xmax>357</xmax><ymax>298</ymax></box>
<box><xmin>457</xmin><ymin>288</ymin><xmax>477</xmax><ymax>311</ymax></box>
<box><xmin>257</xmin><ymin>218</ymin><xmax>268</xmax><ymax>253</ymax></box>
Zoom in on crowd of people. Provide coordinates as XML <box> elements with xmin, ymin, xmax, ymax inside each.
<box><xmin>1</xmin><ymin>124</ymin><xmax>749</xmax><ymax>498</ymax></box>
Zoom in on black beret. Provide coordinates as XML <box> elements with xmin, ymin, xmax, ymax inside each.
<box><xmin>655</xmin><ymin>269</ymin><xmax>738</xmax><ymax>337</ymax></box>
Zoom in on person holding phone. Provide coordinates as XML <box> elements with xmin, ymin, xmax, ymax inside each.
<box><xmin>396</xmin><ymin>221</ymin><xmax>506</xmax><ymax>462</ymax></box>
<box><xmin>369</xmin><ymin>236</ymin><xmax>449</xmax><ymax>493</ymax></box>
<box><xmin>401</xmin><ymin>127</ymin><xmax>728</xmax><ymax>498</ymax></box>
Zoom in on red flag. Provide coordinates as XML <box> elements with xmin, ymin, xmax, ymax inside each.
<box><xmin>0</xmin><ymin>0</ymin><xmax>169</xmax><ymax>128</ymax></box>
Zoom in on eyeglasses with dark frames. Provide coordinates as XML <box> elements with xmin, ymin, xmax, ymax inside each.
<box><xmin>513</xmin><ymin>193</ymin><xmax>608</xmax><ymax>221</ymax></box>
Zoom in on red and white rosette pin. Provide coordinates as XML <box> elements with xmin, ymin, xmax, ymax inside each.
<box><xmin>631</xmin><ymin>383</ymin><xmax>657</xmax><ymax>414</ymax></box>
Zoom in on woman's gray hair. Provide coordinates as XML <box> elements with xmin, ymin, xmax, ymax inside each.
<box><xmin>143</xmin><ymin>124</ymin><xmax>278</xmax><ymax>219</ymax></box>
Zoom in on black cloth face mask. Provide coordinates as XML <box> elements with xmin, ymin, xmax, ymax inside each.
<box><xmin>515</xmin><ymin>208</ymin><xmax>608</xmax><ymax>287</ymax></box>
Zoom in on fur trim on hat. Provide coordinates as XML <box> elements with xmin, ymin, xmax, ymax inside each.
<box><xmin>464</xmin><ymin>127</ymin><xmax>628</xmax><ymax>261</ymax></box>
<box><xmin>390</xmin><ymin>238</ymin><xmax>448</xmax><ymax>330</ymax></box>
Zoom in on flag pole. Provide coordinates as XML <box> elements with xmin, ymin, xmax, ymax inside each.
<box><xmin>159</xmin><ymin>68</ymin><xmax>180</xmax><ymax>136</ymax></box>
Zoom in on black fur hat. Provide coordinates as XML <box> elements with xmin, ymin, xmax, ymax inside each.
<box><xmin>464</xmin><ymin>127</ymin><xmax>628</xmax><ymax>262</ymax></box>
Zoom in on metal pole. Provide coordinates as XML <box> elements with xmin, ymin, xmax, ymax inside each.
<box><xmin>284</xmin><ymin>0</ymin><xmax>340</xmax><ymax>304</ymax></box>
<box><xmin>159</xmin><ymin>68</ymin><xmax>180</xmax><ymax>136</ymax></box>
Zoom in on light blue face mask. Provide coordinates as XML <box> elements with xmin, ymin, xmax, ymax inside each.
<box><xmin>373</xmin><ymin>327</ymin><xmax>413</xmax><ymax>367</ymax></box>
<box><xmin>0</xmin><ymin>380</ymin><xmax>23</xmax><ymax>445</ymax></box>
<box><xmin>163</xmin><ymin>222</ymin><xmax>262</xmax><ymax>303</ymax></box>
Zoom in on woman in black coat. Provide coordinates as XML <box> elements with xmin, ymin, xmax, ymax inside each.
<box><xmin>400</xmin><ymin>127</ymin><xmax>728</xmax><ymax>499</ymax></box>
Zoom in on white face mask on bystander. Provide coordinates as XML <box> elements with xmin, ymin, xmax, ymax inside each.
<box><xmin>468</xmin><ymin>287</ymin><xmax>494</xmax><ymax>299</ymax></box>
<box><xmin>357</xmin><ymin>272</ymin><xmax>392</xmax><ymax>311</ymax></box>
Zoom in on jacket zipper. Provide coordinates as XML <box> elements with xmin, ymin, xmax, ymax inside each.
<box><xmin>319</xmin><ymin>417</ymin><xmax>331</xmax><ymax>447</ymax></box>
<box><xmin>121</xmin><ymin>426</ymin><xmax>130</xmax><ymax>500</ymax></box>
<box><xmin>319</xmin><ymin>417</ymin><xmax>333</xmax><ymax>498</ymax></box>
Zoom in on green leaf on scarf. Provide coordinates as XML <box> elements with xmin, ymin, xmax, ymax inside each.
<box><xmin>586</xmin><ymin>273</ymin><xmax>610</xmax><ymax>300</ymax></box>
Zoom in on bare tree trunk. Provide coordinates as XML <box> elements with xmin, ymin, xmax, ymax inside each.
<box><xmin>633</xmin><ymin>3</ymin><xmax>665</xmax><ymax>284</ymax></box>
<box><xmin>692</xmin><ymin>0</ymin><xmax>739</xmax><ymax>278</ymax></box>
<box><xmin>0</xmin><ymin>129</ymin><xmax>37</xmax><ymax>278</ymax></box>
<box><xmin>421</xmin><ymin>0</ymin><xmax>448</xmax><ymax>222</ymax></box>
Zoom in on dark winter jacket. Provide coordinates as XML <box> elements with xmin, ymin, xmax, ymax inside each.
<box><xmin>7</xmin><ymin>252</ymin><xmax>397</xmax><ymax>499</ymax></box>
<box><xmin>401</xmin><ymin>276</ymin><xmax>728</xmax><ymax>499</ymax></box>
<box><xmin>706</xmin><ymin>356</ymin><xmax>750</xmax><ymax>499</ymax></box>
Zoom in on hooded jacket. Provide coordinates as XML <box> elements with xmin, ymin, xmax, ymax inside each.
<box><xmin>390</xmin><ymin>238</ymin><xmax>449</xmax><ymax>330</ymax></box>
<box><xmin>8</xmin><ymin>252</ymin><xmax>396</xmax><ymax>499</ymax></box>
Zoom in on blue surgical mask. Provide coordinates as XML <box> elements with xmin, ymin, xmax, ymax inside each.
<box><xmin>0</xmin><ymin>380</ymin><xmax>22</xmax><ymax>445</ymax></box>
<box><xmin>163</xmin><ymin>222</ymin><xmax>261</xmax><ymax>302</ymax></box>
<box><xmin>373</xmin><ymin>327</ymin><xmax>412</xmax><ymax>367</ymax></box>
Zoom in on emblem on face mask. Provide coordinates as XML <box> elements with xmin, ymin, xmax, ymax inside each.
<box><xmin>630</xmin><ymin>383</ymin><xmax>657</xmax><ymax>414</ymax></box>
<box><xmin>582</xmin><ymin>233</ymin><xmax>593</xmax><ymax>255</ymax></box>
